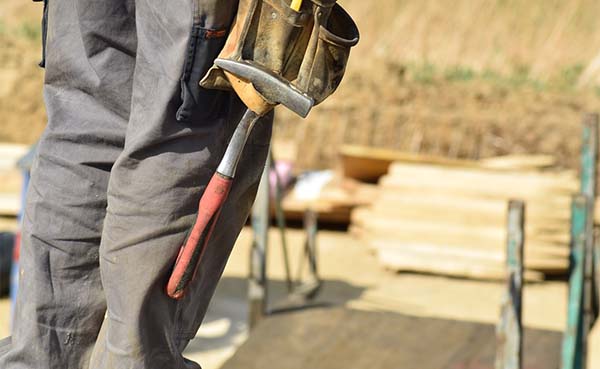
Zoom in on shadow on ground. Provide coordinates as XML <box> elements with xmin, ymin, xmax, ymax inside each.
<box><xmin>184</xmin><ymin>276</ymin><xmax>366</xmax><ymax>358</ymax></box>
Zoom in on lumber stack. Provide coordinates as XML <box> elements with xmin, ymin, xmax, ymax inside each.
<box><xmin>281</xmin><ymin>176</ymin><xmax>377</xmax><ymax>223</ymax></box>
<box><xmin>0</xmin><ymin>144</ymin><xmax>27</xmax><ymax>217</ymax></box>
<box><xmin>340</xmin><ymin>144</ymin><xmax>557</xmax><ymax>182</ymax></box>
<box><xmin>351</xmin><ymin>159</ymin><xmax>581</xmax><ymax>280</ymax></box>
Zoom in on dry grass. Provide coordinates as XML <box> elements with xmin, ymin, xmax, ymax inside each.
<box><xmin>272</xmin><ymin>0</ymin><xmax>600</xmax><ymax>170</ymax></box>
<box><xmin>342</xmin><ymin>0</ymin><xmax>600</xmax><ymax>85</ymax></box>
<box><xmin>4</xmin><ymin>0</ymin><xmax>600</xmax><ymax>169</ymax></box>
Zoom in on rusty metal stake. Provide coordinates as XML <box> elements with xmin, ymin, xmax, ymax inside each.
<box><xmin>248</xmin><ymin>151</ymin><xmax>270</xmax><ymax>329</ymax></box>
<box><xmin>580</xmin><ymin>113</ymin><xmax>599</xmax><ymax>330</ymax></box>
<box><xmin>561</xmin><ymin>195</ymin><xmax>589</xmax><ymax>369</ymax></box>
<box><xmin>496</xmin><ymin>200</ymin><xmax>525</xmax><ymax>369</ymax></box>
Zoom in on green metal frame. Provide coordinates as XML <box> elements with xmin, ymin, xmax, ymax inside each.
<box><xmin>496</xmin><ymin>200</ymin><xmax>525</xmax><ymax>369</ymax></box>
<box><xmin>560</xmin><ymin>113</ymin><xmax>599</xmax><ymax>369</ymax></box>
<box><xmin>561</xmin><ymin>195</ymin><xmax>589</xmax><ymax>369</ymax></box>
<box><xmin>581</xmin><ymin>114</ymin><xmax>598</xmax><ymax>366</ymax></box>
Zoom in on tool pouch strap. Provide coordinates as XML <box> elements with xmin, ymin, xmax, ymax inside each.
<box><xmin>200</xmin><ymin>0</ymin><xmax>358</xmax><ymax>109</ymax></box>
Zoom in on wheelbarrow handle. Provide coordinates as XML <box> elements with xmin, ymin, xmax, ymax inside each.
<box><xmin>166</xmin><ymin>173</ymin><xmax>233</xmax><ymax>299</ymax></box>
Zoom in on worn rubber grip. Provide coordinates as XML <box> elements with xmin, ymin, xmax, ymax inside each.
<box><xmin>166</xmin><ymin>173</ymin><xmax>233</xmax><ymax>299</ymax></box>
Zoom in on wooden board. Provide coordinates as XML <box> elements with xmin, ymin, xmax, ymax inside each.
<box><xmin>480</xmin><ymin>154</ymin><xmax>556</xmax><ymax>170</ymax></box>
<box><xmin>279</xmin><ymin>199</ymin><xmax>352</xmax><ymax>224</ymax></box>
<box><xmin>280</xmin><ymin>178</ymin><xmax>377</xmax><ymax>224</ymax></box>
<box><xmin>357</xmin><ymin>227</ymin><xmax>569</xmax><ymax>255</ymax></box>
<box><xmin>377</xmin><ymin>247</ymin><xmax>547</xmax><ymax>280</ymax></box>
<box><xmin>352</xmin><ymin>208</ymin><xmax>569</xmax><ymax>246</ymax></box>
<box><xmin>0</xmin><ymin>169</ymin><xmax>23</xmax><ymax>194</ymax></box>
<box><xmin>375</xmin><ymin>243</ymin><xmax>567</xmax><ymax>275</ymax></box>
<box><xmin>358</xmin><ymin>204</ymin><xmax>570</xmax><ymax>236</ymax></box>
<box><xmin>340</xmin><ymin>144</ymin><xmax>561</xmax><ymax>182</ymax></box>
<box><xmin>362</xmin><ymin>231</ymin><xmax>570</xmax><ymax>261</ymax></box>
<box><xmin>0</xmin><ymin>144</ymin><xmax>28</xmax><ymax>171</ymax></box>
<box><xmin>0</xmin><ymin>194</ymin><xmax>20</xmax><ymax>217</ymax></box>
<box><xmin>221</xmin><ymin>308</ymin><xmax>561</xmax><ymax>369</ymax></box>
<box><xmin>382</xmin><ymin>166</ymin><xmax>576</xmax><ymax>200</ymax></box>
<box><xmin>339</xmin><ymin>144</ymin><xmax>480</xmax><ymax>182</ymax></box>
<box><xmin>372</xmin><ymin>191</ymin><xmax>572</xmax><ymax>223</ymax></box>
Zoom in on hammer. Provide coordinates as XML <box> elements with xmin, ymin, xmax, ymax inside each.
<box><xmin>166</xmin><ymin>59</ymin><xmax>313</xmax><ymax>299</ymax></box>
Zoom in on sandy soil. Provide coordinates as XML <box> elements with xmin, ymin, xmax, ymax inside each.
<box><xmin>1</xmin><ymin>0</ymin><xmax>600</xmax><ymax>366</ymax></box>
<box><xmin>0</xmin><ymin>226</ymin><xmax>598</xmax><ymax>367</ymax></box>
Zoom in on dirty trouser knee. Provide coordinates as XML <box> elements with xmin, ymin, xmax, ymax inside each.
<box><xmin>0</xmin><ymin>0</ymin><xmax>270</xmax><ymax>368</ymax></box>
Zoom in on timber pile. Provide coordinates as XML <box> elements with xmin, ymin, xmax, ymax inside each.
<box><xmin>340</xmin><ymin>144</ymin><xmax>557</xmax><ymax>182</ymax></box>
<box><xmin>0</xmin><ymin>144</ymin><xmax>27</xmax><ymax>217</ymax></box>
<box><xmin>351</xmin><ymin>157</ymin><xmax>581</xmax><ymax>281</ymax></box>
<box><xmin>281</xmin><ymin>176</ymin><xmax>377</xmax><ymax>223</ymax></box>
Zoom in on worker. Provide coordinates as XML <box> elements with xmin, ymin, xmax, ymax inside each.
<box><xmin>0</xmin><ymin>0</ymin><xmax>358</xmax><ymax>367</ymax></box>
<box><xmin>0</xmin><ymin>0</ymin><xmax>272</xmax><ymax>367</ymax></box>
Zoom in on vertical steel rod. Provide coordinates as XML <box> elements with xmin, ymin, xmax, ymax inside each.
<box><xmin>580</xmin><ymin>113</ymin><xmax>598</xmax><ymax>199</ymax></box>
<box><xmin>561</xmin><ymin>195</ymin><xmax>589</xmax><ymax>369</ymax></box>
<box><xmin>270</xmin><ymin>155</ymin><xmax>293</xmax><ymax>292</ymax></box>
<box><xmin>580</xmin><ymin>113</ymin><xmax>599</xmax><ymax>330</ymax></box>
<box><xmin>496</xmin><ymin>200</ymin><xmax>525</xmax><ymax>369</ymax></box>
<box><xmin>248</xmin><ymin>151</ymin><xmax>271</xmax><ymax>329</ymax></box>
<box><xmin>305</xmin><ymin>209</ymin><xmax>319</xmax><ymax>285</ymax></box>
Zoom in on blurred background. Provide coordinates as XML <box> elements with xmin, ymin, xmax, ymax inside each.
<box><xmin>2</xmin><ymin>0</ymin><xmax>600</xmax><ymax>368</ymax></box>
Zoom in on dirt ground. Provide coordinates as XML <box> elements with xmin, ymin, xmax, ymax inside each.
<box><xmin>2</xmin><ymin>0</ymin><xmax>600</xmax><ymax>366</ymax></box>
<box><xmin>1</xmin><ymin>226</ymin><xmax>597</xmax><ymax>368</ymax></box>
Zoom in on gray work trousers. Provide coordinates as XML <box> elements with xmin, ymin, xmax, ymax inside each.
<box><xmin>0</xmin><ymin>0</ymin><xmax>271</xmax><ymax>368</ymax></box>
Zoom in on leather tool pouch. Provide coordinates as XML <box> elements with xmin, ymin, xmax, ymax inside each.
<box><xmin>200</xmin><ymin>0</ymin><xmax>358</xmax><ymax>107</ymax></box>
<box><xmin>294</xmin><ymin>2</ymin><xmax>359</xmax><ymax>105</ymax></box>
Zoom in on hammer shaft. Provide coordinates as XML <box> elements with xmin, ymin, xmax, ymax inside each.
<box><xmin>217</xmin><ymin>109</ymin><xmax>260</xmax><ymax>177</ymax></box>
<box><xmin>166</xmin><ymin>109</ymin><xmax>261</xmax><ymax>299</ymax></box>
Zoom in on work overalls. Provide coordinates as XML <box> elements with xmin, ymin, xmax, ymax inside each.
<box><xmin>0</xmin><ymin>0</ymin><xmax>271</xmax><ymax>367</ymax></box>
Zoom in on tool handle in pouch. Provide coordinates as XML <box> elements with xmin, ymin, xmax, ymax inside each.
<box><xmin>167</xmin><ymin>173</ymin><xmax>233</xmax><ymax>299</ymax></box>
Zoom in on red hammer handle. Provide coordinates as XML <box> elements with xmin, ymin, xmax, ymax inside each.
<box><xmin>166</xmin><ymin>173</ymin><xmax>233</xmax><ymax>299</ymax></box>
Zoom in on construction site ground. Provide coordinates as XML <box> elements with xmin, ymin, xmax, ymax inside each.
<box><xmin>1</xmin><ymin>224</ymin><xmax>598</xmax><ymax>368</ymax></box>
<box><xmin>5</xmin><ymin>0</ymin><xmax>600</xmax><ymax>366</ymax></box>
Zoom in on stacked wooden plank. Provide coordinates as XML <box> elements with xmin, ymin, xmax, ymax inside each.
<box><xmin>351</xmin><ymin>158</ymin><xmax>580</xmax><ymax>280</ymax></box>
<box><xmin>280</xmin><ymin>176</ymin><xmax>377</xmax><ymax>223</ymax></box>
<box><xmin>0</xmin><ymin>144</ymin><xmax>27</xmax><ymax>217</ymax></box>
<box><xmin>340</xmin><ymin>144</ymin><xmax>557</xmax><ymax>182</ymax></box>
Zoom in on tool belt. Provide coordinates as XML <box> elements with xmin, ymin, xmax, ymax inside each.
<box><xmin>200</xmin><ymin>0</ymin><xmax>359</xmax><ymax>110</ymax></box>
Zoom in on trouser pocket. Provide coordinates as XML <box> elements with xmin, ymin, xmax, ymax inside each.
<box><xmin>176</xmin><ymin>26</ymin><xmax>229</xmax><ymax>123</ymax></box>
<box><xmin>33</xmin><ymin>0</ymin><xmax>49</xmax><ymax>68</ymax></box>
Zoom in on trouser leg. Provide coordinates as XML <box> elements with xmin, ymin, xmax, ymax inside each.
<box><xmin>89</xmin><ymin>0</ymin><xmax>271</xmax><ymax>368</ymax></box>
<box><xmin>0</xmin><ymin>0</ymin><xmax>136</xmax><ymax>367</ymax></box>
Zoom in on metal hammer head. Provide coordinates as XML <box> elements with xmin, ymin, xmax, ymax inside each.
<box><xmin>215</xmin><ymin>59</ymin><xmax>314</xmax><ymax>118</ymax></box>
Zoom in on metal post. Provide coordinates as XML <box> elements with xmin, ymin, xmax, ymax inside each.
<box><xmin>580</xmin><ymin>113</ymin><xmax>599</xmax><ymax>327</ymax></box>
<box><xmin>304</xmin><ymin>209</ymin><xmax>319</xmax><ymax>288</ymax></box>
<box><xmin>248</xmin><ymin>150</ymin><xmax>271</xmax><ymax>329</ymax></box>
<box><xmin>580</xmin><ymin>113</ymin><xmax>598</xmax><ymax>200</ymax></box>
<box><xmin>496</xmin><ymin>200</ymin><xmax>525</xmax><ymax>369</ymax></box>
<box><xmin>292</xmin><ymin>209</ymin><xmax>321</xmax><ymax>299</ymax></box>
<box><xmin>561</xmin><ymin>195</ymin><xmax>589</xmax><ymax>369</ymax></box>
<box><xmin>595</xmin><ymin>226</ymin><xmax>600</xmax><ymax>321</ymax></box>
<box><xmin>270</xmin><ymin>155</ymin><xmax>293</xmax><ymax>292</ymax></box>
